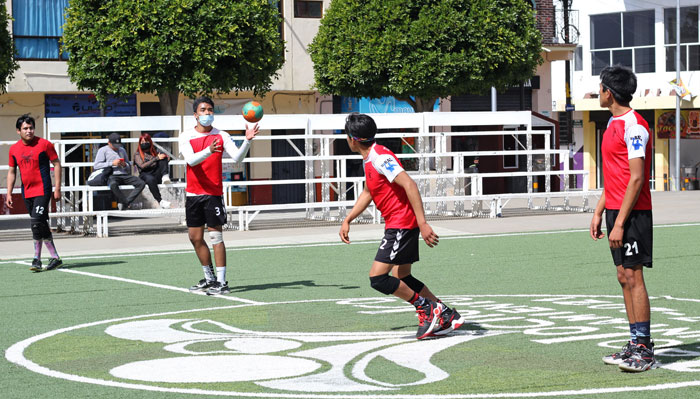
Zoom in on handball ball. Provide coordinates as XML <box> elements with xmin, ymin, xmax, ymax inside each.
<box><xmin>242</xmin><ymin>101</ymin><xmax>264</xmax><ymax>123</ymax></box>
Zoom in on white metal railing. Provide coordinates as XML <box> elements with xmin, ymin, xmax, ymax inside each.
<box><xmin>0</xmin><ymin>112</ymin><xmax>596</xmax><ymax>235</ymax></box>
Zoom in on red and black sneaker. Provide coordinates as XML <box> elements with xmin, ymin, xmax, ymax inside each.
<box><xmin>602</xmin><ymin>341</ymin><xmax>635</xmax><ymax>365</ymax></box>
<box><xmin>415</xmin><ymin>300</ymin><xmax>444</xmax><ymax>339</ymax></box>
<box><xmin>433</xmin><ymin>307</ymin><xmax>465</xmax><ymax>336</ymax></box>
<box><xmin>619</xmin><ymin>342</ymin><xmax>656</xmax><ymax>372</ymax></box>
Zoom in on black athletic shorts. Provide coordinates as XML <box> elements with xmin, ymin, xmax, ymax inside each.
<box><xmin>374</xmin><ymin>227</ymin><xmax>420</xmax><ymax>265</ymax></box>
<box><xmin>605</xmin><ymin>209</ymin><xmax>653</xmax><ymax>268</ymax></box>
<box><xmin>24</xmin><ymin>194</ymin><xmax>51</xmax><ymax>223</ymax></box>
<box><xmin>185</xmin><ymin>195</ymin><xmax>227</xmax><ymax>228</ymax></box>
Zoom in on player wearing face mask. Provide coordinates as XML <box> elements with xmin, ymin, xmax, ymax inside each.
<box><xmin>178</xmin><ymin>96</ymin><xmax>259</xmax><ymax>295</ymax></box>
<box><xmin>133</xmin><ymin>134</ymin><xmax>172</xmax><ymax>208</ymax></box>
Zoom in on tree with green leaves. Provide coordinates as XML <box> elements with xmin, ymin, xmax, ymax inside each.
<box><xmin>62</xmin><ymin>0</ymin><xmax>285</xmax><ymax>114</ymax></box>
<box><xmin>309</xmin><ymin>0</ymin><xmax>542</xmax><ymax>112</ymax></box>
<box><xmin>0</xmin><ymin>3</ymin><xmax>19</xmax><ymax>94</ymax></box>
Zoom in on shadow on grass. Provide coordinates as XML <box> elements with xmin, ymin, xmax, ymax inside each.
<box><xmin>656</xmin><ymin>342</ymin><xmax>700</xmax><ymax>365</ymax></box>
<box><xmin>59</xmin><ymin>260</ymin><xmax>127</xmax><ymax>269</ymax></box>
<box><xmin>230</xmin><ymin>280</ymin><xmax>361</xmax><ymax>293</ymax></box>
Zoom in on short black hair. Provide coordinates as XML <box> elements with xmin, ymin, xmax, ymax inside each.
<box><xmin>193</xmin><ymin>96</ymin><xmax>215</xmax><ymax>113</ymax></box>
<box><xmin>344</xmin><ymin>113</ymin><xmax>377</xmax><ymax>145</ymax></box>
<box><xmin>16</xmin><ymin>114</ymin><xmax>35</xmax><ymax>130</ymax></box>
<box><xmin>600</xmin><ymin>65</ymin><xmax>636</xmax><ymax>106</ymax></box>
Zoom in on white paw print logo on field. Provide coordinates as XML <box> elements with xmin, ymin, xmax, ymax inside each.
<box><xmin>106</xmin><ymin>318</ymin><xmax>502</xmax><ymax>391</ymax></box>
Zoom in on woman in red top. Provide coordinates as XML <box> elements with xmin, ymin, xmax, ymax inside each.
<box><xmin>133</xmin><ymin>134</ymin><xmax>172</xmax><ymax>208</ymax></box>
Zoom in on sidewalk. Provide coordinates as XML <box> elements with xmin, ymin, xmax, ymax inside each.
<box><xmin>1</xmin><ymin>191</ymin><xmax>698</xmax><ymax>260</ymax></box>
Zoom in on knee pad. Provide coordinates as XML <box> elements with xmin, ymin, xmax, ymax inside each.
<box><xmin>209</xmin><ymin>230</ymin><xmax>223</xmax><ymax>245</ymax></box>
<box><xmin>400</xmin><ymin>274</ymin><xmax>425</xmax><ymax>294</ymax></box>
<box><xmin>369</xmin><ymin>274</ymin><xmax>400</xmax><ymax>295</ymax></box>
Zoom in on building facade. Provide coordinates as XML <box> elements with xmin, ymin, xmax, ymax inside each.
<box><xmin>551</xmin><ymin>0</ymin><xmax>700</xmax><ymax>191</ymax></box>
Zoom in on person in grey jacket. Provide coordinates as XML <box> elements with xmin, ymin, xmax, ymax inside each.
<box><xmin>93</xmin><ymin>133</ymin><xmax>145</xmax><ymax>210</ymax></box>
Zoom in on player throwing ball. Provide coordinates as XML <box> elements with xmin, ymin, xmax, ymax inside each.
<box><xmin>180</xmin><ymin>96</ymin><xmax>258</xmax><ymax>295</ymax></box>
<box><xmin>339</xmin><ymin>113</ymin><xmax>463</xmax><ymax>339</ymax></box>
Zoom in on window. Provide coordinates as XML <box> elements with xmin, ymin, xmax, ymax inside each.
<box><xmin>12</xmin><ymin>0</ymin><xmax>69</xmax><ymax>60</ymax></box>
<box><xmin>590</xmin><ymin>10</ymin><xmax>655</xmax><ymax>74</ymax></box>
<box><xmin>574</xmin><ymin>46</ymin><xmax>583</xmax><ymax>71</ymax></box>
<box><xmin>294</xmin><ymin>0</ymin><xmax>322</xmax><ymax>18</ymax></box>
<box><xmin>503</xmin><ymin>134</ymin><xmax>519</xmax><ymax>169</ymax></box>
<box><xmin>664</xmin><ymin>6</ymin><xmax>700</xmax><ymax>71</ymax></box>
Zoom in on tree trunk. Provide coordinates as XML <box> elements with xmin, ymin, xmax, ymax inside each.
<box><xmin>414</xmin><ymin>97</ymin><xmax>438</xmax><ymax>113</ymax></box>
<box><xmin>157</xmin><ymin>90</ymin><xmax>179</xmax><ymax>115</ymax></box>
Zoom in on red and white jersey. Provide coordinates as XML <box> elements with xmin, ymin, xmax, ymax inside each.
<box><xmin>179</xmin><ymin>127</ymin><xmax>250</xmax><ymax>196</ymax></box>
<box><xmin>364</xmin><ymin>143</ymin><xmax>417</xmax><ymax>229</ymax></box>
<box><xmin>601</xmin><ymin>109</ymin><xmax>652</xmax><ymax>210</ymax></box>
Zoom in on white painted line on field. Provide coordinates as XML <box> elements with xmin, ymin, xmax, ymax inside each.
<box><xmin>56</xmin><ymin>268</ymin><xmax>262</xmax><ymax>305</ymax></box>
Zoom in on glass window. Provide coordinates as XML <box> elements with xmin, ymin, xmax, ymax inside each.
<box><xmin>635</xmin><ymin>47</ymin><xmax>656</xmax><ymax>73</ymax></box>
<box><xmin>592</xmin><ymin>51</ymin><xmax>610</xmax><ymax>75</ymax></box>
<box><xmin>665</xmin><ymin>6</ymin><xmax>699</xmax><ymax>44</ymax></box>
<box><xmin>574</xmin><ymin>46</ymin><xmax>583</xmax><ymax>71</ymax></box>
<box><xmin>624</xmin><ymin>10</ymin><xmax>655</xmax><ymax>47</ymax></box>
<box><xmin>690</xmin><ymin>45</ymin><xmax>700</xmax><ymax>70</ymax></box>
<box><xmin>591</xmin><ymin>13</ymin><xmax>621</xmax><ymax>49</ymax></box>
<box><xmin>294</xmin><ymin>0</ymin><xmax>322</xmax><ymax>18</ymax></box>
<box><xmin>666</xmin><ymin>46</ymin><xmax>688</xmax><ymax>71</ymax></box>
<box><xmin>612</xmin><ymin>49</ymin><xmax>632</xmax><ymax>68</ymax></box>
<box><xmin>12</xmin><ymin>0</ymin><xmax>69</xmax><ymax>60</ymax></box>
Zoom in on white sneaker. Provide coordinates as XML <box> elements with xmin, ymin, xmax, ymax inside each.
<box><xmin>159</xmin><ymin>199</ymin><xmax>171</xmax><ymax>209</ymax></box>
<box><xmin>161</xmin><ymin>174</ymin><xmax>172</xmax><ymax>184</ymax></box>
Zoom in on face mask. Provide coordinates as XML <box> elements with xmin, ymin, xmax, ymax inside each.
<box><xmin>198</xmin><ymin>114</ymin><xmax>214</xmax><ymax>127</ymax></box>
<box><xmin>140</xmin><ymin>143</ymin><xmax>151</xmax><ymax>150</ymax></box>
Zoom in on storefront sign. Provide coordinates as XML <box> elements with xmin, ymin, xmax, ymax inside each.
<box><xmin>655</xmin><ymin>110</ymin><xmax>700</xmax><ymax>139</ymax></box>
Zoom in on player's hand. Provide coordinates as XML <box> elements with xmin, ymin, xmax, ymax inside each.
<box><xmin>53</xmin><ymin>188</ymin><xmax>61</xmax><ymax>201</ymax></box>
<box><xmin>590</xmin><ymin>214</ymin><xmax>605</xmax><ymax>240</ymax></box>
<box><xmin>209</xmin><ymin>138</ymin><xmax>223</xmax><ymax>153</ymax></box>
<box><xmin>608</xmin><ymin>225</ymin><xmax>624</xmax><ymax>249</ymax></box>
<box><xmin>245</xmin><ymin>123</ymin><xmax>260</xmax><ymax>141</ymax></box>
<box><xmin>339</xmin><ymin>221</ymin><xmax>351</xmax><ymax>244</ymax></box>
<box><xmin>419</xmin><ymin>222</ymin><xmax>439</xmax><ymax>248</ymax></box>
<box><xmin>4</xmin><ymin>195</ymin><xmax>12</xmax><ymax>209</ymax></box>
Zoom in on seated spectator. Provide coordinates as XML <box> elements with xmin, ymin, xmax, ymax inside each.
<box><xmin>93</xmin><ymin>133</ymin><xmax>145</xmax><ymax>210</ymax></box>
<box><xmin>134</xmin><ymin>134</ymin><xmax>172</xmax><ymax>208</ymax></box>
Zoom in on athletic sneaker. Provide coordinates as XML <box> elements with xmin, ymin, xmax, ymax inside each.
<box><xmin>619</xmin><ymin>343</ymin><xmax>656</xmax><ymax>372</ymax></box>
<box><xmin>29</xmin><ymin>258</ymin><xmax>43</xmax><ymax>272</ymax></box>
<box><xmin>159</xmin><ymin>199</ymin><xmax>171</xmax><ymax>209</ymax></box>
<box><xmin>189</xmin><ymin>279</ymin><xmax>216</xmax><ymax>292</ymax></box>
<box><xmin>433</xmin><ymin>307</ymin><xmax>465</xmax><ymax>336</ymax></box>
<box><xmin>602</xmin><ymin>341</ymin><xmax>635</xmax><ymax>365</ymax></box>
<box><xmin>161</xmin><ymin>174</ymin><xmax>172</xmax><ymax>185</ymax></box>
<box><xmin>415</xmin><ymin>300</ymin><xmax>444</xmax><ymax>339</ymax></box>
<box><xmin>206</xmin><ymin>281</ymin><xmax>231</xmax><ymax>295</ymax></box>
<box><xmin>45</xmin><ymin>258</ymin><xmax>63</xmax><ymax>271</ymax></box>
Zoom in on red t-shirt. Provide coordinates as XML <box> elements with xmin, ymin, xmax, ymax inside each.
<box><xmin>8</xmin><ymin>137</ymin><xmax>58</xmax><ymax>198</ymax></box>
<box><xmin>364</xmin><ymin>143</ymin><xmax>417</xmax><ymax>229</ymax></box>
<box><xmin>601</xmin><ymin>109</ymin><xmax>652</xmax><ymax>210</ymax></box>
<box><xmin>181</xmin><ymin>129</ymin><xmax>225</xmax><ymax>196</ymax></box>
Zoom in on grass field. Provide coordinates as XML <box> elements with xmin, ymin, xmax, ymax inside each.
<box><xmin>2</xmin><ymin>223</ymin><xmax>700</xmax><ymax>399</ymax></box>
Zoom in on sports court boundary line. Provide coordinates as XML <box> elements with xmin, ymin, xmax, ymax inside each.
<box><xmin>1</xmin><ymin>221</ymin><xmax>699</xmax><ymax>265</ymax></box>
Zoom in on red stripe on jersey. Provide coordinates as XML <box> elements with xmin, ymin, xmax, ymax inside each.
<box><xmin>186</xmin><ymin>133</ymin><xmax>224</xmax><ymax>196</ymax></box>
<box><xmin>364</xmin><ymin>144</ymin><xmax>417</xmax><ymax>229</ymax></box>
<box><xmin>601</xmin><ymin>110</ymin><xmax>652</xmax><ymax>210</ymax></box>
<box><xmin>8</xmin><ymin>137</ymin><xmax>58</xmax><ymax>198</ymax></box>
